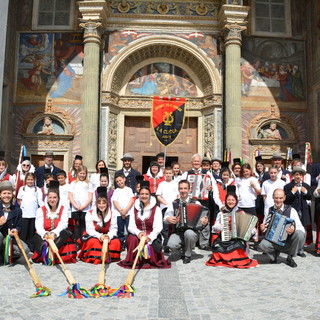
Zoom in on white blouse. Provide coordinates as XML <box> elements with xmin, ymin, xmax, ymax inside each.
<box><xmin>128</xmin><ymin>197</ymin><xmax>163</xmax><ymax>244</ymax></box>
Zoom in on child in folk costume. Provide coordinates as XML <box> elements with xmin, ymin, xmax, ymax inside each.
<box><xmin>41</xmin><ymin>172</ymin><xmax>55</xmax><ymax>202</ymax></box>
<box><xmin>112</xmin><ymin>173</ymin><xmax>134</xmax><ymax>249</ymax></box>
<box><xmin>0</xmin><ymin>160</ymin><xmax>14</xmax><ymax>186</ymax></box>
<box><xmin>17</xmin><ymin>172</ymin><xmax>43</xmax><ymax>250</ymax></box>
<box><xmin>78</xmin><ymin>187</ymin><xmax>121</xmax><ymax>264</ymax></box>
<box><xmin>32</xmin><ymin>183</ymin><xmax>76</xmax><ymax>264</ymax></box>
<box><xmin>56</xmin><ymin>170</ymin><xmax>70</xmax><ymax>210</ymax></box>
<box><xmin>67</xmin><ymin>155</ymin><xmax>83</xmax><ymax>183</ymax></box>
<box><xmin>68</xmin><ymin>165</ymin><xmax>93</xmax><ymax>241</ymax></box>
<box><xmin>206</xmin><ymin>192</ymin><xmax>258</xmax><ymax>268</ymax></box>
<box><xmin>172</xmin><ymin>161</ymin><xmax>183</xmax><ymax>182</ymax></box>
<box><xmin>118</xmin><ymin>186</ymin><xmax>171</xmax><ymax>269</ymax></box>
<box><xmin>92</xmin><ymin>172</ymin><xmax>114</xmax><ymax>209</ymax></box>
<box><xmin>12</xmin><ymin>156</ymin><xmax>35</xmax><ymax>196</ymax></box>
<box><xmin>0</xmin><ymin>181</ymin><xmax>29</xmax><ymax>262</ymax></box>
<box><xmin>90</xmin><ymin>160</ymin><xmax>111</xmax><ymax>191</ymax></box>
<box><xmin>212</xmin><ymin>166</ymin><xmax>237</xmax><ymax>211</ymax></box>
<box><xmin>143</xmin><ymin>162</ymin><xmax>165</xmax><ymax>195</ymax></box>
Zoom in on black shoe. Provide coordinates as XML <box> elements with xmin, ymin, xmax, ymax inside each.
<box><xmin>297</xmin><ymin>252</ymin><xmax>306</xmax><ymax>258</ymax></box>
<box><xmin>164</xmin><ymin>246</ymin><xmax>170</xmax><ymax>254</ymax></box>
<box><xmin>269</xmin><ymin>250</ymin><xmax>279</xmax><ymax>264</ymax></box>
<box><xmin>286</xmin><ymin>256</ymin><xmax>297</xmax><ymax>268</ymax></box>
<box><xmin>183</xmin><ymin>256</ymin><xmax>191</xmax><ymax>264</ymax></box>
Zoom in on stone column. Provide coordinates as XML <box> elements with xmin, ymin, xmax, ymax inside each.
<box><xmin>219</xmin><ymin>5</ymin><xmax>249</xmax><ymax>157</ymax></box>
<box><xmin>224</xmin><ymin>23</ymin><xmax>246</xmax><ymax>157</ymax></box>
<box><xmin>79</xmin><ymin>20</ymin><xmax>103</xmax><ymax>172</ymax></box>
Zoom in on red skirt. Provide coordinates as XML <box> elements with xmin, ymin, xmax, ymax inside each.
<box><xmin>32</xmin><ymin>238</ymin><xmax>77</xmax><ymax>264</ymax></box>
<box><xmin>78</xmin><ymin>237</ymin><xmax>121</xmax><ymax>264</ymax></box>
<box><xmin>206</xmin><ymin>236</ymin><xmax>258</xmax><ymax>269</ymax></box>
<box><xmin>118</xmin><ymin>234</ymin><xmax>171</xmax><ymax>269</ymax></box>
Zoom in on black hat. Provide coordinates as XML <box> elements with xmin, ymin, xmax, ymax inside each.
<box><xmin>212</xmin><ymin>158</ymin><xmax>222</xmax><ymax>163</ymax></box>
<box><xmin>97</xmin><ymin>186</ymin><xmax>107</xmax><ymax>198</ymax></box>
<box><xmin>22</xmin><ymin>156</ymin><xmax>31</xmax><ymax>162</ymax></box>
<box><xmin>292</xmin><ymin>153</ymin><xmax>300</xmax><ymax>159</ymax></box>
<box><xmin>221</xmin><ymin>161</ymin><xmax>229</xmax><ymax>168</ymax></box>
<box><xmin>233</xmin><ymin>158</ymin><xmax>241</xmax><ymax>165</ymax></box>
<box><xmin>202</xmin><ymin>157</ymin><xmax>211</xmax><ymax>164</ymax></box>
<box><xmin>48</xmin><ymin>180</ymin><xmax>59</xmax><ymax>189</ymax></box>
<box><xmin>0</xmin><ymin>150</ymin><xmax>5</xmax><ymax>160</ymax></box>
<box><xmin>75</xmin><ymin>155</ymin><xmax>83</xmax><ymax>160</ymax></box>
<box><xmin>44</xmin><ymin>168</ymin><xmax>51</xmax><ymax>175</ymax></box>
<box><xmin>136</xmin><ymin>175</ymin><xmax>144</xmax><ymax>182</ymax></box>
<box><xmin>140</xmin><ymin>180</ymin><xmax>150</xmax><ymax>188</ymax></box>
<box><xmin>100</xmin><ymin>167</ymin><xmax>109</xmax><ymax>175</ymax></box>
<box><xmin>255</xmin><ymin>156</ymin><xmax>262</xmax><ymax>162</ymax></box>
<box><xmin>227</xmin><ymin>185</ymin><xmax>236</xmax><ymax>194</ymax></box>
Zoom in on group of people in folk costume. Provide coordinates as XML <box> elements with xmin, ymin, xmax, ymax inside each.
<box><xmin>0</xmin><ymin>149</ymin><xmax>320</xmax><ymax>271</ymax></box>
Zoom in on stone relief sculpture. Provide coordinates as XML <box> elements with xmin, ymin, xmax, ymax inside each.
<box><xmin>37</xmin><ymin>116</ymin><xmax>54</xmax><ymax>135</ymax></box>
<box><xmin>258</xmin><ymin>122</ymin><xmax>282</xmax><ymax>140</ymax></box>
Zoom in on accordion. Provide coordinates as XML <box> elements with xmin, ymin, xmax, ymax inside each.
<box><xmin>264</xmin><ymin>212</ymin><xmax>294</xmax><ymax>246</ymax></box>
<box><xmin>221</xmin><ymin>210</ymin><xmax>258</xmax><ymax>242</ymax></box>
<box><xmin>174</xmin><ymin>202</ymin><xmax>208</xmax><ymax>231</ymax></box>
<box><xmin>187</xmin><ymin>173</ymin><xmax>211</xmax><ymax>200</ymax></box>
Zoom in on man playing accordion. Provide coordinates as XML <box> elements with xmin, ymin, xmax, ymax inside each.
<box><xmin>259</xmin><ymin>189</ymin><xmax>305</xmax><ymax>268</ymax></box>
<box><xmin>165</xmin><ymin>180</ymin><xmax>208</xmax><ymax>264</ymax></box>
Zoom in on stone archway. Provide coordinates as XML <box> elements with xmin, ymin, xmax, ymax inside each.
<box><xmin>101</xmin><ymin>34</ymin><xmax>222</xmax><ymax>172</ymax></box>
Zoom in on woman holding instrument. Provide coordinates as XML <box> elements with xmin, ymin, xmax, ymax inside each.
<box><xmin>78</xmin><ymin>190</ymin><xmax>121</xmax><ymax>264</ymax></box>
<box><xmin>118</xmin><ymin>186</ymin><xmax>171</xmax><ymax>269</ymax></box>
<box><xmin>206</xmin><ymin>193</ymin><xmax>258</xmax><ymax>268</ymax></box>
<box><xmin>32</xmin><ymin>186</ymin><xmax>76</xmax><ymax>264</ymax></box>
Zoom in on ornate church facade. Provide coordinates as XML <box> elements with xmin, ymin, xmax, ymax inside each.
<box><xmin>0</xmin><ymin>0</ymin><xmax>318</xmax><ymax>173</ymax></box>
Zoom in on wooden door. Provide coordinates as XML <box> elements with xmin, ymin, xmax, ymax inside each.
<box><xmin>124</xmin><ymin>116</ymin><xmax>197</xmax><ymax>174</ymax></box>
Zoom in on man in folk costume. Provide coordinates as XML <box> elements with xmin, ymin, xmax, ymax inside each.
<box><xmin>312</xmin><ymin>162</ymin><xmax>320</xmax><ymax>254</ymax></box>
<box><xmin>165</xmin><ymin>180</ymin><xmax>209</xmax><ymax>264</ymax></box>
<box><xmin>284</xmin><ymin>166</ymin><xmax>312</xmax><ymax>254</ymax></box>
<box><xmin>114</xmin><ymin>153</ymin><xmax>141</xmax><ymax>192</ymax></box>
<box><xmin>0</xmin><ymin>181</ymin><xmax>29</xmax><ymax>262</ymax></box>
<box><xmin>35</xmin><ymin>151</ymin><xmax>61</xmax><ymax>188</ymax></box>
<box><xmin>259</xmin><ymin>189</ymin><xmax>305</xmax><ymax>268</ymax></box>
<box><xmin>181</xmin><ymin>154</ymin><xmax>213</xmax><ymax>250</ymax></box>
<box><xmin>261</xmin><ymin>152</ymin><xmax>289</xmax><ymax>184</ymax></box>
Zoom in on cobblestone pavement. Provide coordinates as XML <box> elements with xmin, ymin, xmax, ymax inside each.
<box><xmin>1</xmin><ymin>245</ymin><xmax>320</xmax><ymax>320</ymax></box>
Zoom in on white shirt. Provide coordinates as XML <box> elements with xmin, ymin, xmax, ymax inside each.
<box><xmin>89</xmin><ymin>173</ymin><xmax>112</xmax><ymax>191</ymax></box>
<box><xmin>212</xmin><ymin>178</ymin><xmax>237</xmax><ymax>210</ymax></box>
<box><xmin>235</xmin><ymin>176</ymin><xmax>260</xmax><ymax>208</ymax></box>
<box><xmin>313</xmin><ymin>180</ymin><xmax>320</xmax><ymax>198</ymax></box>
<box><xmin>69</xmin><ymin>180</ymin><xmax>93</xmax><ymax>212</ymax></box>
<box><xmin>111</xmin><ymin>186</ymin><xmax>134</xmax><ymax>217</ymax></box>
<box><xmin>156</xmin><ymin>180</ymin><xmax>179</xmax><ymax>210</ymax></box>
<box><xmin>261</xmin><ymin>179</ymin><xmax>286</xmax><ymax>217</ymax></box>
<box><xmin>17</xmin><ymin>185</ymin><xmax>43</xmax><ymax>218</ymax></box>
<box><xmin>128</xmin><ymin>197</ymin><xmax>162</xmax><ymax>243</ymax></box>
<box><xmin>85</xmin><ymin>208</ymin><xmax>118</xmax><ymax>240</ymax></box>
<box><xmin>35</xmin><ymin>203</ymin><xmax>68</xmax><ymax>239</ymax></box>
<box><xmin>59</xmin><ymin>183</ymin><xmax>70</xmax><ymax>216</ymax></box>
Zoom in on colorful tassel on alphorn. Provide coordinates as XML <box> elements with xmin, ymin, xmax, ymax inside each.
<box><xmin>41</xmin><ymin>242</ymin><xmax>53</xmax><ymax>266</ymax></box>
<box><xmin>59</xmin><ymin>283</ymin><xmax>93</xmax><ymax>299</ymax></box>
<box><xmin>108</xmin><ymin>284</ymin><xmax>135</xmax><ymax>298</ymax></box>
<box><xmin>4</xmin><ymin>235</ymin><xmax>12</xmax><ymax>265</ymax></box>
<box><xmin>138</xmin><ymin>244</ymin><xmax>151</xmax><ymax>260</ymax></box>
<box><xmin>90</xmin><ymin>284</ymin><xmax>111</xmax><ymax>298</ymax></box>
<box><xmin>30</xmin><ymin>286</ymin><xmax>52</xmax><ymax>298</ymax></box>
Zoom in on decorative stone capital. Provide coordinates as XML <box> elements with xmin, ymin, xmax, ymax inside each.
<box><xmin>77</xmin><ymin>0</ymin><xmax>107</xmax><ymax>22</ymax></box>
<box><xmin>224</xmin><ymin>23</ymin><xmax>246</xmax><ymax>46</ymax></box>
<box><xmin>79</xmin><ymin>20</ymin><xmax>103</xmax><ymax>44</ymax></box>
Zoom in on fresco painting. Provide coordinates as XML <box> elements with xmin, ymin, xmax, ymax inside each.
<box><xmin>126</xmin><ymin>63</ymin><xmax>198</xmax><ymax>97</ymax></box>
<box><xmin>16</xmin><ymin>33</ymin><xmax>84</xmax><ymax>103</ymax></box>
<box><xmin>241</xmin><ymin>38</ymin><xmax>306</xmax><ymax>105</ymax></box>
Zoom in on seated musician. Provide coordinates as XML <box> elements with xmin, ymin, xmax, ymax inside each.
<box><xmin>165</xmin><ymin>180</ymin><xmax>208</xmax><ymax>264</ymax></box>
<box><xmin>206</xmin><ymin>191</ymin><xmax>258</xmax><ymax>268</ymax></box>
<box><xmin>259</xmin><ymin>189</ymin><xmax>305</xmax><ymax>268</ymax></box>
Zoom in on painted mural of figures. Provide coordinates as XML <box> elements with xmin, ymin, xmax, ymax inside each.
<box><xmin>37</xmin><ymin>117</ymin><xmax>54</xmax><ymax>135</ymax></box>
<box><xmin>20</xmin><ymin>54</ymin><xmax>53</xmax><ymax>95</ymax></box>
<box><xmin>50</xmin><ymin>59</ymin><xmax>76</xmax><ymax>99</ymax></box>
<box><xmin>277</xmin><ymin>65</ymin><xmax>297</xmax><ymax>101</ymax></box>
<box><xmin>259</xmin><ymin>122</ymin><xmax>282</xmax><ymax>140</ymax></box>
<box><xmin>181</xmin><ymin>73</ymin><xmax>197</xmax><ymax>96</ymax></box>
<box><xmin>130</xmin><ymin>67</ymin><xmax>159</xmax><ymax>95</ymax></box>
<box><xmin>240</xmin><ymin>61</ymin><xmax>254</xmax><ymax>96</ymax></box>
<box><xmin>292</xmin><ymin>65</ymin><xmax>305</xmax><ymax>100</ymax></box>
